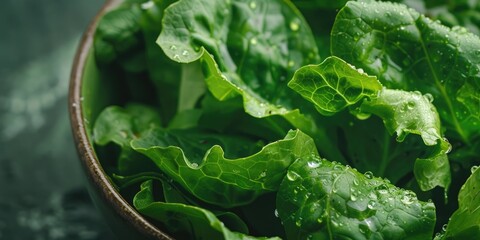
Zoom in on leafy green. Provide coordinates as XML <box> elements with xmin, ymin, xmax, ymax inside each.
<box><xmin>157</xmin><ymin>0</ymin><xmax>320</xmax><ymax>132</ymax></box>
<box><xmin>331</xmin><ymin>1</ymin><xmax>480</xmax><ymax>144</ymax></box>
<box><xmin>131</xmin><ymin>129</ymin><xmax>317</xmax><ymax>207</ymax></box>
<box><xmin>134</xmin><ymin>180</ymin><xmax>280</xmax><ymax>240</ymax></box>
<box><xmin>277</xmin><ymin>156</ymin><xmax>436</xmax><ymax>240</ymax></box>
<box><xmin>438</xmin><ymin>166</ymin><xmax>480</xmax><ymax>239</ymax></box>
<box><xmin>288</xmin><ymin>56</ymin><xmax>382</xmax><ymax>116</ymax></box>
<box><xmin>89</xmin><ymin>0</ymin><xmax>480</xmax><ymax>239</ymax></box>
<box><xmin>93</xmin><ymin>104</ymin><xmax>161</xmax><ymax>175</ymax></box>
<box><xmin>289</xmin><ymin>56</ymin><xmax>451</xmax><ymax>191</ymax></box>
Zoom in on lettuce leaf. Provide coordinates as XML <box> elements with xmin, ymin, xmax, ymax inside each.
<box><xmin>132</xmin><ymin>129</ymin><xmax>317</xmax><ymax>207</ymax></box>
<box><xmin>157</xmin><ymin>0</ymin><xmax>320</xmax><ymax>132</ymax></box>
<box><xmin>134</xmin><ymin>180</ymin><xmax>280</xmax><ymax>240</ymax></box>
<box><xmin>289</xmin><ymin>56</ymin><xmax>451</xmax><ymax>191</ymax></box>
<box><xmin>331</xmin><ymin>1</ymin><xmax>480</xmax><ymax>144</ymax></box>
<box><xmin>277</xmin><ymin>156</ymin><xmax>436</xmax><ymax>240</ymax></box>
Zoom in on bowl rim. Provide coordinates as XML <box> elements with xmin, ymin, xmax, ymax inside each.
<box><xmin>68</xmin><ymin>0</ymin><xmax>173</xmax><ymax>239</ymax></box>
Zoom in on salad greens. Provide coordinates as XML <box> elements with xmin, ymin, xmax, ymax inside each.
<box><xmin>91</xmin><ymin>0</ymin><xmax>480</xmax><ymax>239</ymax></box>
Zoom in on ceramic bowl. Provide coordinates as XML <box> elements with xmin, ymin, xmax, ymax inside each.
<box><xmin>69</xmin><ymin>0</ymin><xmax>172</xmax><ymax>239</ymax></box>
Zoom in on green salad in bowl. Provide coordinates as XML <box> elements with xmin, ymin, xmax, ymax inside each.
<box><xmin>73</xmin><ymin>0</ymin><xmax>480</xmax><ymax>239</ymax></box>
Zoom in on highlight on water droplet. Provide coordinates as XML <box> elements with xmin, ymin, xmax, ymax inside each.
<box><xmin>287</xmin><ymin>170</ymin><xmax>301</xmax><ymax>181</ymax></box>
<box><xmin>364</xmin><ymin>171</ymin><xmax>373</xmax><ymax>179</ymax></box>
<box><xmin>249</xmin><ymin>1</ymin><xmax>257</xmax><ymax>9</ymax></box>
<box><xmin>250</xmin><ymin>37</ymin><xmax>258</xmax><ymax>45</ymax></box>
<box><xmin>170</xmin><ymin>45</ymin><xmax>177</xmax><ymax>50</ymax></box>
<box><xmin>424</xmin><ymin>93</ymin><xmax>434</xmax><ymax>103</ymax></box>
<box><xmin>307</xmin><ymin>160</ymin><xmax>320</xmax><ymax>168</ymax></box>
<box><xmin>141</xmin><ymin>1</ymin><xmax>154</xmax><ymax>9</ymax></box>
<box><xmin>173</xmin><ymin>54</ymin><xmax>180</xmax><ymax>60</ymax></box>
<box><xmin>289</xmin><ymin>19</ymin><xmax>300</xmax><ymax>32</ymax></box>
<box><xmin>288</xmin><ymin>60</ymin><xmax>295</xmax><ymax>67</ymax></box>
<box><xmin>182</xmin><ymin>50</ymin><xmax>189</xmax><ymax>56</ymax></box>
<box><xmin>471</xmin><ymin>165</ymin><xmax>479</xmax><ymax>173</ymax></box>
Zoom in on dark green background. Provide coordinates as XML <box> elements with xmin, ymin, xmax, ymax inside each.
<box><xmin>0</xmin><ymin>1</ymin><xmax>115</xmax><ymax>239</ymax></box>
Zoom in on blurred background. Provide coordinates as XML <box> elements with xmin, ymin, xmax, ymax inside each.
<box><xmin>0</xmin><ymin>1</ymin><xmax>115</xmax><ymax>239</ymax></box>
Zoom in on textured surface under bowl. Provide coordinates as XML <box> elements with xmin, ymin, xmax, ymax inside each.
<box><xmin>69</xmin><ymin>0</ymin><xmax>173</xmax><ymax>239</ymax></box>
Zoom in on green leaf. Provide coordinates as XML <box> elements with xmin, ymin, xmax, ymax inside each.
<box><xmin>289</xmin><ymin>56</ymin><xmax>451</xmax><ymax>191</ymax></box>
<box><xmin>331</xmin><ymin>1</ymin><xmax>480</xmax><ymax>144</ymax></box>
<box><xmin>439</xmin><ymin>166</ymin><xmax>480</xmax><ymax>239</ymax></box>
<box><xmin>93</xmin><ymin>104</ymin><xmax>161</xmax><ymax>174</ymax></box>
<box><xmin>277</xmin><ymin>156</ymin><xmax>436</xmax><ymax>240</ymax></box>
<box><xmin>94</xmin><ymin>104</ymin><xmax>162</xmax><ymax>147</ymax></box>
<box><xmin>94</xmin><ymin>3</ymin><xmax>146</xmax><ymax>72</ymax></box>
<box><xmin>288</xmin><ymin>56</ymin><xmax>382</xmax><ymax>116</ymax></box>
<box><xmin>137</xmin><ymin>0</ymin><xmax>183</xmax><ymax>122</ymax></box>
<box><xmin>134</xmin><ymin>180</ymin><xmax>280</xmax><ymax>240</ymax></box>
<box><xmin>131</xmin><ymin>129</ymin><xmax>318</xmax><ymax>207</ymax></box>
<box><xmin>361</xmin><ymin>89</ymin><xmax>452</xmax><ymax>191</ymax></box>
<box><xmin>157</xmin><ymin>0</ymin><xmax>320</xmax><ymax>132</ymax></box>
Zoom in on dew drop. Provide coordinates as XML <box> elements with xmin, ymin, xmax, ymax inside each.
<box><xmin>182</xmin><ymin>50</ymin><xmax>189</xmax><ymax>56</ymax></box>
<box><xmin>249</xmin><ymin>1</ymin><xmax>257</xmax><ymax>9</ymax></box>
<box><xmin>351</xmin><ymin>195</ymin><xmax>357</xmax><ymax>201</ymax></box>
<box><xmin>353</xmin><ymin>179</ymin><xmax>359</xmax><ymax>186</ymax></box>
<box><xmin>287</xmin><ymin>170</ymin><xmax>301</xmax><ymax>181</ymax></box>
<box><xmin>289</xmin><ymin>20</ymin><xmax>300</xmax><ymax>32</ymax></box>
<box><xmin>364</xmin><ymin>171</ymin><xmax>373</xmax><ymax>179</ymax></box>
<box><xmin>274</xmin><ymin>209</ymin><xmax>279</xmax><ymax>217</ymax></box>
<box><xmin>191</xmin><ymin>162</ymin><xmax>199</xmax><ymax>168</ymax></box>
<box><xmin>407</xmin><ymin>101</ymin><xmax>415</xmax><ymax>109</ymax></box>
<box><xmin>307</xmin><ymin>161</ymin><xmax>320</xmax><ymax>168</ymax></box>
<box><xmin>424</xmin><ymin>93</ymin><xmax>434</xmax><ymax>103</ymax></box>
<box><xmin>170</xmin><ymin>45</ymin><xmax>177</xmax><ymax>50</ymax></box>
<box><xmin>259</xmin><ymin>171</ymin><xmax>267</xmax><ymax>178</ymax></box>
<box><xmin>288</xmin><ymin>60</ymin><xmax>295</xmax><ymax>67</ymax></box>
<box><xmin>295</xmin><ymin>218</ymin><xmax>302</xmax><ymax>227</ymax></box>
<box><xmin>173</xmin><ymin>54</ymin><xmax>180</xmax><ymax>60</ymax></box>
<box><xmin>367</xmin><ymin>200</ymin><xmax>377</xmax><ymax>210</ymax></box>
<box><xmin>442</xmin><ymin>224</ymin><xmax>448</xmax><ymax>231</ymax></box>
<box><xmin>250</xmin><ymin>37</ymin><xmax>258</xmax><ymax>45</ymax></box>
<box><xmin>471</xmin><ymin>165</ymin><xmax>479</xmax><ymax>173</ymax></box>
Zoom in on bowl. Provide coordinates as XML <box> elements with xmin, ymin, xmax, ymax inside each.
<box><xmin>69</xmin><ymin>0</ymin><xmax>172</xmax><ymax>239</ymax></box>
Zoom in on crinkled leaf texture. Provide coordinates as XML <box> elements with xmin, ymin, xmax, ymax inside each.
<box><xmin>289</xmin><ymin>56</ymin><xmax>451</xmax><ymax>191</ymax></box>
<box><xmin>157</xmin><ymin>0</ymin><xmax>320</xmax><ymax>132</ymax></box>
<box><xmin>131</xmin><ymin>129</ymin><xmax>317</xmax><ymax>208</ymax></box>
<box><xmin>288</xmin><ymin>56</ymin><xmax>382</xmax><ymax>116</ymax></box>
<box><xmin>277</xmin><ymin>156</ymin><xmax>436</xmax><ymax>240</ymax></box>
<box><xmin>331</xmin><ymin>1</ymin><xmax>480</xmax><ymax>144</ymax></box>
<box><xmin>134</xmin><ymin>180</ymin><xmax>280</xmax><ymax>240</ymax></box>
<box><xmin>439</xmin><ymin>167</ymin><xmax>480</xmax><ymax>239</ymax></box>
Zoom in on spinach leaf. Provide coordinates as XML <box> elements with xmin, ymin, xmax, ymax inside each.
<box><xmin>277</xmin><ymin>156</ymin><xmax>436</xmax><ymax>240</ymax></box>
<box><xmin>289</xmin><ymin>56</ymin><xmax>451</xmax><ymax>191</ymax></box>
<box><xmin>331</xmin><ymin>1</ymin><xmax>480</xmax><ymax>144</ymax></box>
<box><xmin>438</xmin><ymin>166</ymin><xmax>480</xmax><ymax>239</ymax></box>
<box><xmin>94</xmin><ymin>2</ymin><xmax>146</xmax><ymax>71</ymax></box>
<box><xmin>288</xmin><ymin>56</ymin><xmax>382</xmax><ymax>116</ymax></box>
<box><xmin>131</xmin><ymin>129</ymin><xmax>317</xmax><ymax>207</ymax></box>
<box><xmin>137</xmin><ymin>0</ymin><xmax>183</xmax><ymax>122</ymax></box>
<box><xmin>157</xmin><ymin>0</ymin><xmax>320</xmax><ymax>132</ymax></box>
<box><xmin>134</xmin><ymin>180</ymin><xmax>279</xmax><ymax>240</ymax></box>
<box><xmin>93</xmin><ymin>104</ymin><xmax>161</xmax><ymax>175</ymax></box>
